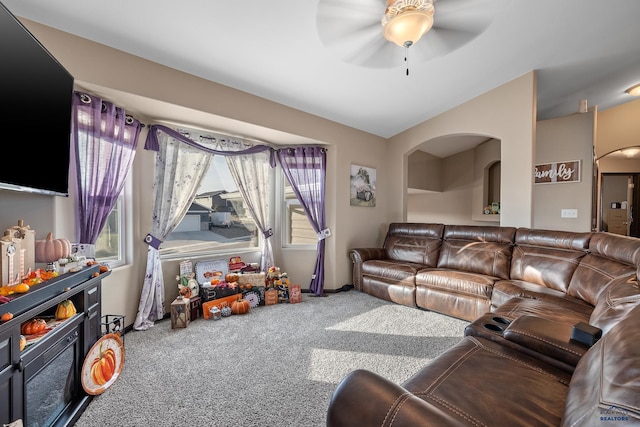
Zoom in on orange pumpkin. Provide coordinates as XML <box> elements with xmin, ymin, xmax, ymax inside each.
<box><xmin>91</xmin><ymin>343</ymin><xmax>116</xmax><ymax>385</ymax></box>
<box><xmin>35</xmin><ymin>232</ymin><xmax>71</xmax><ymax>263</ymax></box>
<box><xmin>231</xmin><ymin>298</ymin><xmax>250</xmax><ymax>315</ymax></box>
<box><xmin>179</xmin><ymin>286</ymin><xmax>192</xmax><ymax>298</ymax></box>
<box><xmin>225</xmin><ymin>273</ymin><xmax>239</xmax><ymax>283</ymax></box>
<box><xmin>21</xmin><ymin>318</ymin><xmax>47</xmax><ymax>335</ymax></box>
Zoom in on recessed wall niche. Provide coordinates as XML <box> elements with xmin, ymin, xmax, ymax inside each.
<box><xmin>472</xmin><ymin>139</ymin><xmax>501</xmax><ymax>222</ymax></box>
<box><xmin>487</xmin><ymin>161</ymin><xmax>501</xmax><ymax>210</ymax></box>
<box><xmin>406</xmin><ymin>136</ymin><xmax>500</xmax><ymax>223</ymax></box>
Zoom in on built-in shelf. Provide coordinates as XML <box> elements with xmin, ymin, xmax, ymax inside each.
<box><xmin>471</xmin><ymin>213</ymin><xmax>501</xmax><ymax>223</ymax></box>
<box><xmin>407</xmin><ymin>188</ymin><xmax>441</xmax><ymax>195</ymax></box>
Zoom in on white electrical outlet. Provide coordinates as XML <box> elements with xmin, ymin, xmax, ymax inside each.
<box><xmin>561</xmin><ymin>209</ymin><xmax>578</xmax><ymax>218</ymax></box>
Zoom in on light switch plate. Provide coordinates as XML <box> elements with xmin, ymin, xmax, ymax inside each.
<box><xmin>561</xmin><ymin>209</ymin><xmax>578</xmax><ymax>218</ymax></box>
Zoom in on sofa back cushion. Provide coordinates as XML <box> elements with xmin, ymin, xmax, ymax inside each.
<box><xmin>568</xmin><ymin>232</ymin><xmax>640</xmax><ymax>305</ymax></box>
<box><xmin>437</xmin><ymin>225</ymin><xmax>516</xmax><ymax>279</ymax></box>
<box><xmin>589</xmin><ymin>276</ymin><xmax>640</xmax><ymax>334</ymax></box>
<box><xmin>562</xmin><ymin>304</ymin><xmax>640</xmax><ymax>426</ymax></box>
<box><xmin>383</xmin><ymin>223</ymin><xmax>444</xmax><ymax>266</ymax></box>
<box><xmin>510</xmin><ymin>228</ymin><xmax>591</xmax><ymax>292</ymax></box>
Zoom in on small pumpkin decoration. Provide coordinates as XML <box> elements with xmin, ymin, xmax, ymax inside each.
<box><xmin>225</xmin><ymin>273</ymin><xmax>239</xmax><ymax>283</ymax></box>
<box><xmin>220</xmin><ymin>303</ymin><xmax>232</xmax><ymax>317</ymax></box>
<box><xmin>35</xmin><ymin>232</ymin><xmax>71</xmax><ymax>263</ymax></box>
<box><xmin>231</xmin><ymin>298</ymin><xmax>250</xmax><ymax>315</ymax></box>
<box><xmin>21</xmin><ymin>318</ymin><xmax>47</xmax><ymax>335</ymax></box>
<box><xmin>179</xmin><ymin>286</ymin><xmax>192</xmax><ymax>299</ymax></box>
<box><xmin>55</xmin><ymin>300</ymin><xmax>77</xmax><ymax>320</ymax></box>
<box><xmin>90</xmin><ymin>341</ymin><xmax>117</xmax><ymax>386</ymax></box>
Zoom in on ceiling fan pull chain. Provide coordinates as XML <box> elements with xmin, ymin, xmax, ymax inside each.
<box><xmin>404</xmin><ymin>41</ymin><xmax>411</xmax><ymax>76</ymax></box>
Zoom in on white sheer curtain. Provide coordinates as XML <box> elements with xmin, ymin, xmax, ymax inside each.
<box><xmin>222</xmin><ymin>139</ymin><xmax>275</xmax><ymax>271</ymax></box>
<box><xmin>133</xmin><ymin>131</ymin><xmax>213</xmax><ymax>331</ymax></box>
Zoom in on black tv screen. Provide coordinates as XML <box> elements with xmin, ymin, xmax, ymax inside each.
<box><xmin>0</xmin><ymin>1</ymin><xmax>74</xmax><ymax>196</ymax></box>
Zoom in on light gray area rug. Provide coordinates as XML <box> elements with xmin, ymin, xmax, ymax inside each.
<box><xmin>75</xmin><ymin>290</ymin><xmax>468</xmax><ymax>427</ymax></box>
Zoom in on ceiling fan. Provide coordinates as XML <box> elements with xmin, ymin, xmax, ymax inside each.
<box><xmin>316</xmin><ymin>0</ymin><xmax>510</xmax><ymax>70</ymax></box>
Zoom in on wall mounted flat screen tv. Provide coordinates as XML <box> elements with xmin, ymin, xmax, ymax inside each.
<box><xmin>0</xmin><ymin>1</ymin><xmax>74</xmax><ymax>197</ymax></box>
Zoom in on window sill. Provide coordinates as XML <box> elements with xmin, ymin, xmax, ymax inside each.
<box><xmin>160</xmin><ymin>246</ymin><xmax>261</xmax><ymax>262</ymax></box>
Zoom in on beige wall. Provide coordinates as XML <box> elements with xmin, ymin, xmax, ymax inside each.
<box><xmin>597</xmin><ymin>98</ymin><xmax>640</xmax><ymax>158</ymax></box>
<box><xmin>533</xmin><ymin>112</ymin><xmax>594</xmax><ymax>232</ymax></box>
<box><xmin>408</xmin><ymin>150</ymin><xmax>442</xmax><ymax>192</ymax></box>
<box><xmin>390</xmin><ymin>72</ymin><xmax>537</xmax><ymax>228</ymax></box>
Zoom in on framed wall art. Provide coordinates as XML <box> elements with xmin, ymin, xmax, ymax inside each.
<box><xmin>350</xmin><ymin>164</ymin><xmax>376</xmax><ymax>207</ymax></box>
<box><xmin>534</xmin><ymin>160</ymin><xmax>581</xmax><ymax>184</ymax></box>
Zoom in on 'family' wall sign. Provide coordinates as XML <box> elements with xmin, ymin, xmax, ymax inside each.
<box><xmin>534</xmin><ymin>160</ymin><xmax>581</xmax><ymax>184</ymax></box>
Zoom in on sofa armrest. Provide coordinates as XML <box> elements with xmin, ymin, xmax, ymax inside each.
<box><xmin>327</xmin><ymin>369</ymin><xmax>449</xmax><ymax>427</ymax></box>
<box><xmin>503</xmin><ymin>315</ymin><xmax>589</xmax><ymax>367</ymax></box>
<box><xmin>350</xmin><ymin>248</ymin><xmax>386</xmax><ymax>290</ymax></box>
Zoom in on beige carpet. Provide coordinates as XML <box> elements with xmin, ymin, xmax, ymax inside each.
<box><xmin>75</xmin><ymin>290</ymin><xmax>468</xmax><ymax>427</ymax></box>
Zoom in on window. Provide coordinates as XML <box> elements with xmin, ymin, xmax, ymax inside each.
<box><xmin>282</xmin><ymin>173</ymin><xmax>316</xmax><ymax>247</ymax></box>
<box><xmin>95</xmin><ymin>196</ymin><xmax>124</xmax><ymax>266</ymax></box>
<box><xmin>161</xmin><ymin>156</ymin><xmax>259</xmax><ymax>258</ymax></box>
<box><xmin>94</xmin><ymin>173</ymin><xmax>132</xmax><ymax>268</ymax></box>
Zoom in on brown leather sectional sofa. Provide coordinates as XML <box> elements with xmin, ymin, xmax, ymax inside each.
<box><xmin>327</xmin><ymin>223</ymin><xmax>640</xmax><ymax>426</ymax></box>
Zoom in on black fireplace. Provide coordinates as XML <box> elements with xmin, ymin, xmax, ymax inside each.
<box><xmin>0</xmin><ymin>264</ymin><xmax>108</xmax><ymax>426</ymax></box>
<box><xmin>23</xmin><ymin>318</ymin><xmax>83</xmax><ymax>427</ymax></box>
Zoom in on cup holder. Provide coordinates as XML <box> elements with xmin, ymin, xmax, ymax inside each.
<box><xmin>492</xmin><ymin>316</ymin><xmax>511</xmax><ymax>325</ymax></box>
<box><xmin>483</xmin><ymin>323</ymin><xmax>505</xmax><ymax>332</ymax></box>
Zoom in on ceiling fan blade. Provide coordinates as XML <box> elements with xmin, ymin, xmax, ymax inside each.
<box><xmin>409</xmin><ymin>0</ymin><xmax>510</xmax><ymax>61</ymax></box>
<box><xmin>342</xmin><ymin>37</ymin><xmax>405</xmax><ymax>68</ymax></box>
<box><xmin>317</xmin><ymin>0</ymin><xmax>382</xmax><ymax>16</ymax></box>
<box><xmin>433</xmin><ymin>0</ymin><xmax>511</xmax><ymax>33</ymax></box>
<box><xmin>317</xmin><ymin>0</ymin><xmax>402</xmax><ymax>68</ymax></box>
<box><xmin>316</xmin><ymin>0</ymin><xmax>383</xmax><ymax>45</ymax></box>
<box><xmin>319</xmin><ymin>20</ymin><xmax>381</xmax><ymax>46</ymax></box>
<box><xmin>412</xmin><ymin>25</ymin><xmax>478</xmax><ymax>60</ymax></box>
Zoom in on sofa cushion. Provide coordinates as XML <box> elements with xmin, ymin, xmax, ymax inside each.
<box><xmin>415</xmin><ymin>285</ymin><xmax>493</xmax><ymax>322</ymax></box>
<box><xmin>361</xmin><ymin>259</ymin><xmax>422</xmax><ymax>307</ymax></box>
<box><xmin>437</xmin><ymin>225</ymin><xmax>516</xmax><ymax>279</ymax></box>
<box><xmin>561</xmin><ymin>305</ymin><xmax>640</xmax><ymax>426</ymax></box>
<box><xmin>401</xmin><ymin>335</ymin><xmax>571</xmax><ymax>427</ymax></box>
<box><xmin>514</xmin><ymin>228</ymin><xmax>592</xmax><ymax>252</ymax></box>
<box><xmin>509</xmin><ymin>228</ymin><xmax>590</xmax><ymax>292</ymax></box>
<box><xmin>491</xmin><ymin>280</ymin><xmax>570</xmax><ymax>308</ymax></box>
<box><xmin>383</xmin><ymin>223</ymin><xmax>444</xmax><ymax>266</ymax></box>
<box><xmin>415</xmin><ymin>269</ymin><xmax>495</xmax><ymax>299</ymax></box>
<box><xmin>589</xmin><ymin>277</ymin><xmax>640</xmax><ymax>334</ymax></box>
<box><xmin>415</xmin><ymin>269</ymin><xmax>497</xmax><ymax>321</ymax></box>
<box><xmin>568</xmin><ymin>232</ymin><xmax>640</xmax><ymax>305</ymax></box>
<box><xmin>491</xmin><ymin>296</ymin><xmax>592</xmax><ymax>324</ymax></box>
<box><xmin>362</xmin><ymin>259</ymin><xmax>423</xmax><ymax>283</ymax></box>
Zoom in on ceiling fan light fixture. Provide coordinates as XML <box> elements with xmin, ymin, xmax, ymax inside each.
<box><xmin>625</xmin><ymin>83</ymin><xmax>640</xmax><ymax>96</ymax></box>
<box><xmin>621</xmin><ymin>147</ymin><xmax>640</xmax><ymax>158</ymax></box>
<box><xmin>382</xmin><ymin>0</ymin><xmax>434</xmax><ymax>47</ymax></box>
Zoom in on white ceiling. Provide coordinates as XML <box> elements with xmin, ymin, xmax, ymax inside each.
<box><xmin>4</xmin><ymin>0</ymin><xmax>640</xmax><ymax>141</ymax></box>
